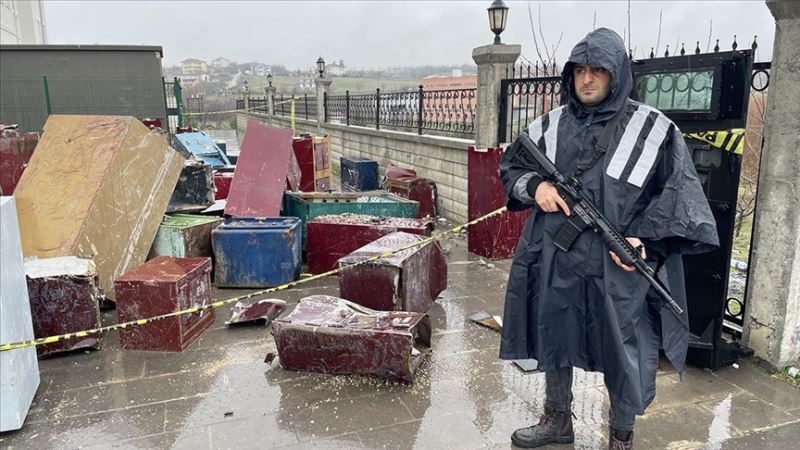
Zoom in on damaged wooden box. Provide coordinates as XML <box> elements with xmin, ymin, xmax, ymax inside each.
<box><xmin>213</xmin><ymin>171</ymin><xmax>234</xmax><ymax>200</ymax></box>
<box><xmin>467</xmin><ymin>145</ymin><xmax>531</xmax><ymax>259</ymax></box>
<box><xmin>306</xmin><ymin>214</ymin><xmax>433</xmax><ymax>274</ymax></box>
<box><xmin>341</xmin><ymin>156</ymin><xmax>379</xmax><ymax>191</ymax></box>
<box><xmin>1</xmin><ymin>196</ymin><xmax>40</xmax><ymax>432</ymax></box>
<box><xmin>385</xmin><ymin>165</ymin><xmax>438</xmax><ymax>219</ymax></box>
<box><xmin>212</xmin><ymin>217</ymin><xmax>302</xmax><ymax>288</ymax></box>
<box><xmin>172</xmin><ymin>131</ymin><xmax>231</xmax><ymax>168</ymax></box>
<box><xmin>25</xmin><ymin>256</ymin><xmax>102</xmax><ymax>357</ymax></box>
<box><xmin>292</xmin><ymin>135</ymin><xmax>331</xmax><ymax>191</ymax></box>
<box><xmin>167</xmin><ymin>161</ymin><xmax>215</xmax><ymax>213</ymax></box>
<box><xmin>338</xmin><ymin>232</ymin><xmax>447</xmax><ymax>313</ymax></box>
<box><xmin>273</xmin><ymin>295</ymin><xmax>431</xmax><ymax>383</ymax></box>
<box><xmin>115</xmin><ymin>257</ymin><xmax>214</xmax><ymax>352</ymax></box>
<box><xmin>13</xmin><ymin>115</ymin><xmax>186</xmax><ymax>301</ymax></box>
<box><xmin>0</xmin><ymin>128</ymin><xmax>38</xmax><ymax>195</ymax></box>
<box><xmin>225</xmin><ymin>121</ymin><xmax>294</xmax><ymax>218</ymax></box>
<box><xmin>283</xmin><ymin>191</ymin><xmax>419</xmax><ymax>244</ymax></box>
<box><xmin>149</xmin><ymin>214</ymin><xmax>222</xmax><ymax>260</ymax></box>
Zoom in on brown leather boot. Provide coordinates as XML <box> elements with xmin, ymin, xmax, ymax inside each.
<box><xmin>511</xmin><ymin>405</ymin><xmax>574</xmax><ymax>448</ymax></box>
<box><xmin>608</xmin><ymin>426</ymin><xmax>634</xmax><ymax>449</ymax></box>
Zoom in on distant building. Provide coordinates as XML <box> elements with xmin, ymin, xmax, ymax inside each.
<box><xmin>327</xmin><ymin>59</ymin><xmax>346</xmax><ymax>77</ymax></box>
<box><xmin>250</xmin><ymin>63</ymin><xmax>270</xmax><ymax>77</ymax></box>
<box><xmin>299</xmin><ymin>77</ymin><xmax>315</xmax><ymax>90</ymax></box>
<box><xmin>181</xmin><ymin>58</ymin><xmax>207</xmax><ymax>75</ymax></box>
<box><xmin>210</xmin><ymin>57</ymin><xmax>233</xmax><ymax>69</ymax></box>
<box><xmin>0</xmin><ymin>0</ymin><xmax>47</xmax><ymax>44</ymax></box>
<box><xmin>176</xmin><ymin>74</ymin><xmax>209</xmax><ymax>84</ymax></box>
<box><xmin>421</xmin><ymin>74</ymin><xmax>477</xmax><ymax>91</ymax></box>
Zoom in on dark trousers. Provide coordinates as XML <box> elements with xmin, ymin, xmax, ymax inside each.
<box><xmin>545</xmin><ymin>367</ymin><xmax>636</xmax><ymax>431</ymax></box>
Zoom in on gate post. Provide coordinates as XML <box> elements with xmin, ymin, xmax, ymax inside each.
<box><xmin>315</xmin><ymin>77</ymin><xmax>332</xmax><ymax>136</ymax></box>
<box><xmin>743</xmin><ymin>0</ymin><xmax>800</xmax><ymax>367</ymax></box>
<box><xmin>266</xmin><ymin>85</ymin><xmax>276</xmax><ymax>115</ymax></box>
<box><xmin>472</xmin><ymin>43</ymin><xmax>520</xmax><ymax>148</ymax></box>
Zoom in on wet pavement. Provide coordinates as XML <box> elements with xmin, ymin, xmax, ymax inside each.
<box><xmin>2</xmin><ymin>235</ymin><xmax>799</xmax><ymax>449</ymax></box>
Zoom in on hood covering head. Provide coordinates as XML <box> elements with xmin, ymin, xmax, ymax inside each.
<box><xmin>561</xmin><ymin>28</ymin><xmax>632</xmax><ymax>115</ymax></box>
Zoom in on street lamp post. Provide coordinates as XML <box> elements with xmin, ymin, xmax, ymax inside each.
<box><xmin>487</xmin><ymin>0</ymin><xmax>509</xmax><ymax>45</ymax></box>
<box><xmin>316</xmin><ymin>56</ymin><xmax>326</xmax><ymax>78</ymax></box>
<box><xmin>315</xmin><ymin>56</ymin><xmax>331</xmax><ymax>135</ymax></box>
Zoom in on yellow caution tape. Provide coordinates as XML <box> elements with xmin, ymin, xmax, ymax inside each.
<box><xmin>686</xmin><ymin>129</ymin><xmax>746</xmax><ymax>155</ymax></box>
<box><xmin>183</xmin><ymin>96</ymin><xmax>300</xmax><ymax>117</ymax></box>
<box><xmin>0</xmin><ymin>207</ymin><xmax>508</xmax><ymax>352</ymax></box>
<box><xmin>183</xmin><ymin>109</ymin><xmax>242</xmax><ymax>117</ymax></box>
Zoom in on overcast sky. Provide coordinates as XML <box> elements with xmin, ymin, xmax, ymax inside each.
<box><xmin>44</xmin><ymin>1</ymin><xmax>776</xmax><ymax>69</ymax></box>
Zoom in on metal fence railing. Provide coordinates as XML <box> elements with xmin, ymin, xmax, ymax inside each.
<box><xmin>326</xmin><ymin>87</ymin><xmax>476</xmax><ymax>136</ymax></box>
<box><xmin>236</xmin><ymin>87</ymin><xmax>476</xmax><ymax>138</ymax></box>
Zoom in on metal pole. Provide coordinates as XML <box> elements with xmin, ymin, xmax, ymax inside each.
<box><xmin>417</xmin><ymin>84</ymin><xmax>424</xmax><ymax>135</ymax></box>
<box><xmin>160</xmin><ymin>76</ymin><xmax>170</xmax><ymax>133</ymax></box>
<box><xmin>43</xmin><ymin>76</ymin><xmax>52</xmax><ymax>115</ymax></box>
<box><xmin>323</xmin><ymin>92</ymin><xmax>328</xmax><ymax>122</ymax></box>
<box><xmin>345</xmin><ymin>90</ymin><xmax>350</xmax><ymax>126</ymax></box>
<box><xmin>304</xmin><ymin>93</ymin><xmax>309</xmax><ymax>120</ymax></box>
<box><xmin>173</xmin><ymin>77</ymin><xmax>184</xmax><ymax>128</ymax></box>
<box><xmin>375</xmin><ymin>88</ymin><xmax>381</xmax><ymax>130</ymax></box>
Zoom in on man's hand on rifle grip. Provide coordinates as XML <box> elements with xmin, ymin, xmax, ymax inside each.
<box><xmin>609</xmin><ymin>237</ymin><xmax>646</xmax><ymax>272</ymax></box>
<box><xmin>534</xmin><ymin>182</ymin><xmax>571</xmax><ymax>216</ymax></box>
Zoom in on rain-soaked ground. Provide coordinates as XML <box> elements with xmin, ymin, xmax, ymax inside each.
<box><xmin>2</xmin><ymin>234</ymin><xmax>799</xmax><ymax>450</ymax></box>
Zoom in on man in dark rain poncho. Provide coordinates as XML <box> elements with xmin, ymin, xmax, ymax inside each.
<box><xmin>499</xmin><ymin>28</ymin><xmax>718</xmax><ymax>449</ymax></box>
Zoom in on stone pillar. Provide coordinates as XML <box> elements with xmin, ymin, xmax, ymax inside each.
<box><xmin>472</xmin><ymin>43</ymin><xmax>521</xmax><ymax>148</ymax></box>
<box><xmin>316</xmin><ymin>78</ymin><xmax>332</xmax><ymax>136</ymax></box>
<box><xmin>743</xmin><ymin>0</ymin><xmax>800</xmax><ymax>368</ymax></box>
<box><xmin>266</xmin><ymin>86</ymin><xmax>276</xmax><ymax>115</ymax></box>
<box><xmin>242</xmin><ymin>87</ymin><xmax>250</xmax><ymax>112</ymax></box>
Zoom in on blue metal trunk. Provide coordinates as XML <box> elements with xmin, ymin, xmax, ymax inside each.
<box><xmin>211</xmin><ymin>217</ymin><xmax>302</xmax><ymax>287</ymax></box>
<box><xmin>340</xmin><ymin>156</ymin><xmax>379</xmax><ymax>191</ymax></box>
<box><xmin>172</xmin><ymin>132</ymin><xmax>231</xmax><ymax>168</ymax></box>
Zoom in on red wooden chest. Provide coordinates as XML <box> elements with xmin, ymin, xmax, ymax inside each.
<box><xmin>338</xmin><ymin>232</ymin><xmax>446</xmax><ymax>313</ymax></box>
<box><xmin>24</xmin><ymin>256</ymin><xmax>102</xmax><ymax>357</ymax></box>
<box><xmin>213</xmin><ymin>171</ymin><xmax>233</xmax><ymax>200</ymax></box>
<box><xmin>0</xmin><ymin>131</ymin><xmax>38</xmax><ymax>195</ymax></box>
<box><xmin>292</xmin><ymin>136</ymin><xmax>315</xmax><ymax>191</ymax></box>
<box><xmin>273</xmin><ymin>295</ymin><xmax>431</xmax><ymax>383</ymax></box>
<box><xmin>467</xmin><ymin>145</ymin><xmax>531</xmax><ymax>260</ymax></box>
<box><xmin>114</xmin><ymin>257</ymin><xmax>214</xmax><ymax>352</ymax></box>
<box><xmin>306</xmin><ymin>214</ymin><xmax>433</xmax><ymax>275</ymax></box>
<box><xmin>385</xmin><ymin>165</ymin><xmax>438</xmax><ymax>218</ymax></box>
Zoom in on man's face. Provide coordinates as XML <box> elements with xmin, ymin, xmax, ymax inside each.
<box><xmin>573</xmin><ymin>64</ymin><xmax>611</xmax><ymax>107</ymax></box>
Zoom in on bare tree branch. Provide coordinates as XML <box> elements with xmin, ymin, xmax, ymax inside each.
<box><xmin>593</xmin><ymin>11</ymin><xmax>597</xmax><ymax>31</ymax></box>
<box><xmin>527</xmin><ymin>1</ymin><xmax>549</xmax><ymax>68</ymax></box>
<box><xmin>706</xmin><ymin>20</ymin><xmax>713</xmax><ymax>52</ymax></box>
<box><xmin>627</xmin><ymin>0</ymin><xmax>632</xmax><ymax>53</ymax></box>
<box><xmin>537</xmin><ymin>3</ymin><xmax>553</xmax><ymax>63</ymax></box>
<box><xmin>655</xmin><ymin>10</ymin><xmax>662</xmax><ymax>55</ymax></box>
<box><xmin>551</xmin><ymin>31</ymin><xmax>564</xmax><ymax>66</ymax></box>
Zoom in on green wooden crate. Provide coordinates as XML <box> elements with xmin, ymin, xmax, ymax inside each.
<box><xmin>149</xmin><ymin>214</ymin><xmax>223</xmax><ymax>259</ymax></box>
<box><xmin>282</xmin><ymin>191</ymin><xmax>419</xmax><ymax>243</ymax></box>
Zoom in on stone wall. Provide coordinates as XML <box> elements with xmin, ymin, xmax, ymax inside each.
<box><xmin>237</xmin><ymin>112</ymin><xmax>474</xmax><ymax>222</ymax></box>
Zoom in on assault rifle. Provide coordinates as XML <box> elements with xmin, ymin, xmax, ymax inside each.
<box><xmin>509</xmin><ymin>133</ymin><xmax>683</xmax><ymax>316</ymax></box>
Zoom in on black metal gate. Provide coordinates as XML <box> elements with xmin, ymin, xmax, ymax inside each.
<box><xmin>497</xmin><ymin>63</ymin><xmax>561</xmax><ymax>144</ymax></box>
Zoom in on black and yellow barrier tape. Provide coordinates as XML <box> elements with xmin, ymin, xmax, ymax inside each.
<box><xmin>686</xmin><ymin>129</ymin><xmax>746</xmax><ymax>155</ymax></box>
<box><xmin>0</xmin><ymin>207</ymin><xmax>508</xmax><ymax>352</ymax></box>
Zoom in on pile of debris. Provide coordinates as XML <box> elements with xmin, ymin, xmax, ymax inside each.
<box><xmin>0</xmin><ymin>114</ymin><xmax>459</xmax><ymax>433</ymax></box>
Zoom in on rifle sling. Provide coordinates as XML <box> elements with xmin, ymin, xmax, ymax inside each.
<box><xmin>575</xmin><ymin>101</ymin><xmax>628</xmax><ymax>178</ymax></box>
